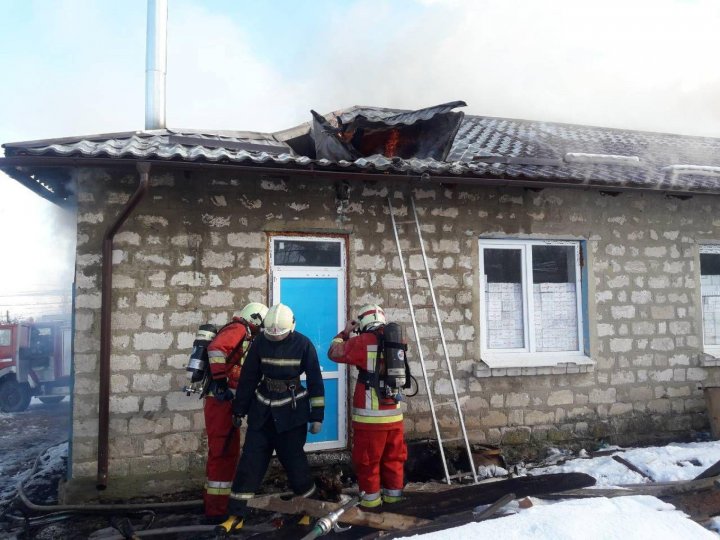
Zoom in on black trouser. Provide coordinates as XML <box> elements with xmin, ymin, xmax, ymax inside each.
<box><xmin>227</xmin><ymin>418</ymin><xmax>315</xmax><ymax>517</ymax></box>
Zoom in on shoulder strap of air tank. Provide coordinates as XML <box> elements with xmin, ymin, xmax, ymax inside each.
<box><xmin>214</xmin><ymin>320</ymin><xmax>248</xmax><ymax>364</ymax></box>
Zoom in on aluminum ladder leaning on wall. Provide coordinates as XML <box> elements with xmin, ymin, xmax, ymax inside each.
<box><xmin>387</xmin><ymin>194</ymin><xmax>478</xmax><ymax>485</ymax></box>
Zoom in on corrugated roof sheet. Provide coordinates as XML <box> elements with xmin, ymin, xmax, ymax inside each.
<box><xmin>4</xmin><ymin>108</ymin><xmax>720</xmax><ymax>194</ymax></box>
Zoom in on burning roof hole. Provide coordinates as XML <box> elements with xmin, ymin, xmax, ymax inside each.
<box><xmin>311</xmin><ymin>101</ymin><xmax>466</xmax><ymax>162</ymax></box>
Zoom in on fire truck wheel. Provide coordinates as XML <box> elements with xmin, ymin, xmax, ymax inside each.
<box><xmin>0</xmin><ymin>379</ymin><xmax>32</xmax><ymax>413</ymax></box>
<box><xmin>38</xmin><ymin>396</ymin><xmax>65</xmax><ymax>405</ymax></box>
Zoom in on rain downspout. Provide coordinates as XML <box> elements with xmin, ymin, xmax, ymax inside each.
<box><xmin>97</xmin><ymin>162</ymin><xmax>151</xmax><ymax>490</ymax></box>
<box><xmin>97</xmin><ymin>0</ymin><xmax>166</xmax><ymax>489</ymax></box>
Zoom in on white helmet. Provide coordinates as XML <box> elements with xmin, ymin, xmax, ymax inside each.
<box><xmin>358</xmin><ymin>304</ymin><xmax>386</xmax><ymax>332</ymax></box>
<box><xmin>264</xmin><ymin>303</ymin><xmax>296</xmax><ymax>341</ymax></box>
<box><xmin>235</xmin><ymin>302</ymin><xmax>269</xmax><ymax>331</ymax></box>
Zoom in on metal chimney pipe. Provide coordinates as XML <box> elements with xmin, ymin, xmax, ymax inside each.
<box><xmin>145</xmin><ymin>0</ymin><xmax>168</xmax><ymax>130</ymax></box>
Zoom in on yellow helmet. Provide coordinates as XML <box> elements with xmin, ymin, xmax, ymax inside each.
<box><xmin>264</xmin><ymin>303</ymin><xmax>296</xmax><ymax>341</ymax></box>
<box><xmin>235</xmin><ymin>302</ymin><xmax>269</xmax><ymax>331</ymax></box>
<box><xmin>358</xmin><ymin>304</ymin><xmax>386</xmax><ymax>332</ymax></box>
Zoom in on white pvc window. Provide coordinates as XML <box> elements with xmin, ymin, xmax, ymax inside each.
<box><xmin>479</xmin><ymin>239</ymin><xmax>590</xmax><ymax>368</ymax></box>
<box><xmin>700</xmin><ymin>245</ymin><xmax>720</xmax><ymax>355</ymax></box>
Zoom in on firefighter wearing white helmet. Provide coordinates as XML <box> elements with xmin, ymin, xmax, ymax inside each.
<box><xmin>328</xmin><ymin>303</ymin><xmax>408</xmax><ymax>509</ymax></box>
<box><xmin>358</xmin><ymin>304</ymin><xmax>386</xmax><ymax>332</ymax></box>
<box><xmin>235</xmin><ymin>302</ymin><xmax>269</xmax><ymax>333</ymax></box>
<box><xmin>218</xmin><ymin>303</ymin><xmax>325</xmax><ymax>534</ymax></box>
<box><xmin>263</xmin><ymin>303</ymin><xmax>296</xmax><ymax>341</ymax></box>
<box><xmin>202</xmin><ymin>302</ymin><xmax>268</xmax><ymax>519</ymax></box>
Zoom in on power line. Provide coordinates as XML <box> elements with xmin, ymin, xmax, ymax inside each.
<box><xmin>0</xmin><ymin>291</ymin><xmax>71</xmax><ymax>297</ymax></box>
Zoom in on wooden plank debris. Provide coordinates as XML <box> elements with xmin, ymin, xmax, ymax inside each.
<box><xmin>247</xmin><ymin>495</ymin><xmax>432</xmax><ymax>531</ymax></box>
<box><xmin>663</xmin><ymin>486</ymin><xmax>720</xmax><ymax>523</ymax></box>
<box><xmin>386</xmin><ymin>473</ymin><xmax>595</xmax><ymax>519</ymax></box>
<box><xmin>540</xmin><ymin>475</ymin><xmax>719</xmax><ymax>499</ymax></box>
<box><xmin>362</xmin><ymin>493</ymin><xmax>516</xmax><ymax>539</ymax></box>
<box><xmin>403</xmin><ymin>481</ymin><xmax>459</xmax><ymax>494</ymax></box>
<box><xmin>694</xmin><ymin>458</ymin><xmax>720</xmax><ymax>480</ymax></box>
<box><xmin>612</xmin><ymin>455</ymin><xmax>655</xmax><ymax>482</ymax></box>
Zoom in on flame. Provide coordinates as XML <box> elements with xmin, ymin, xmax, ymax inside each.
<box><xmin>384</xmin><ymin>129</ymin><xmax>400</xmax><ymax>157</ymax></box>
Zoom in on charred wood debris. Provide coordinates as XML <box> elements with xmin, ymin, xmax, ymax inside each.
<box><xmin>2</xmin><ymin>440</ymin><xmax>720</xmax><ymax>539</ymax></box>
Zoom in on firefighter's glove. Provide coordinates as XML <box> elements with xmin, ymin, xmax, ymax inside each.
<box><xmin>308</xmin><ymin>421</ymin><xmax>322</xmax><ymax>435</ymax></box>
<box><xmin>209</xmin><ymin>379</ymin><xmax>233</xmax><ymax>402</ymax></box>
<box><xmin>232</xmin><ymin>414</ymin><xmax>244</xmax><ymax>429</ymax></box>
<box><xmin>344</xmin><ymin>320</ymin><xmax>359</xmax><ymax>336</ymax></box>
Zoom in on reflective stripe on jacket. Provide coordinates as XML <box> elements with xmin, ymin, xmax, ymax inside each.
<box><xmin>233</xmin><ymin>331</ymin><xmax>325</xmax><ymax>433</ymax></box>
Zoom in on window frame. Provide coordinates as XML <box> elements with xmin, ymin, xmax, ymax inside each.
<box><xmin>269</xmin><ymin>234</ymin><xmax>348</xmax><ymax>452</ymax></box>
<box><xmin>479</xmin><ymin>238</ymin><xmax>591</xmax><ymax>368</ymax></box>
<box><xmin>699</xmin><ymin>244</ymin><xmax>720</xmax><ymax>357</ymax></box>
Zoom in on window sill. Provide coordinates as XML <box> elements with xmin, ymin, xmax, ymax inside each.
<box><xmin>475</xmin><ymin>355</ymin><xmax>594</xmax><ymax>378</ymax></box>
<box><xmin>700</xmin><ymin>350</ymin><xmax>720</xmax><ymax>367</ymax></box>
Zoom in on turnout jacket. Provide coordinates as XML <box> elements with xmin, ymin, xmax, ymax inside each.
<box><xmin>207</xmin><ymin>318</ymin><xmax>251</xmax><ymax>390</ymax></box>
<box><xmin>328</xmin><ymin>330</ymin><xmax>403</xmax><ymax>431</ymax></box>
<box><xmin>233</xmin><ymin>331</ymin><xmax>325</xmax><ymax>433</ymax></box>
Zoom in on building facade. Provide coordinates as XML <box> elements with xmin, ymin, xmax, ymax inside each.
<box><xmin>4</xmin><ymin>105</ymin><xmax>720</xmax><ymax>498</ymax></box>
<box><xmin>65</xmin><ymin>166</ymin><xmax>720</xmax><ymax>494</ymax></box>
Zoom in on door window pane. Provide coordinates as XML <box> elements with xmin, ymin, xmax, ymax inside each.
<box><xmin>0</xmin><ymin>329</ymin><xmax>10</xmax><ymax>346</ymax></box>
<box><xmin>532</xmin><ymin>245</ymin><xmax>578</xmax><ymax>352</ymax></box>
<box><xmin>274</xmin><ymin>240</ymin><xmax>341</xmax><ymax>267</ymax></box>
<box><xmin>281</xmin><ymin>277</ymin><xmax>339</xmax><ymax>372</ymax></box>
<box><xmin>484</xmin><ymin>249</ymin><xmax>525</xmax><ymax>349</ymax></box>
<box><xmin>701</xmin><ymin>253</ymin><xmax>720</xmax><ymax>346</ymax></box>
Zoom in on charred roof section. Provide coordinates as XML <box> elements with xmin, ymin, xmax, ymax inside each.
<box><xmin>311</xmin><ymin>101</ymin><xmax>466</xmax><ymax>162</ymax></box>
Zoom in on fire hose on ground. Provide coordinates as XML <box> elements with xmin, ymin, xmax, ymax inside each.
<box><xmin>300</xmin><ymin>492</ymin><xmax>365</xmax><ymax>540</ymax></box>
<box><xmin>4</xmin><ymin>442</ymin><xmax>342</xmax><ymax>539</ymax></box>
<box><xmin>1</xmin><ymin>442</ymin><xmax>204</xmax><ymax>536</ymax></box>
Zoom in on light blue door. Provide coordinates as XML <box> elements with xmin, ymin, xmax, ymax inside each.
<box><xmin>271</xmin><ymin>237</ymin><xmax>347</xmax><ymax>451</ymax></box>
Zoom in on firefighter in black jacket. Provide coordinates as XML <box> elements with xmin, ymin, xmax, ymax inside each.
<box><xmin>217</xmin><ymin>303</ymin><xmax>325</xmax><ymax>534</ymax></box>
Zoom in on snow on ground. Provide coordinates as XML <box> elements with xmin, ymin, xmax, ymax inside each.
<box><xmin>531</xmin><ymin>454</ymin><xmax>649</xmax><ymax>487</ymax></box>
<box><xmin>22</xmin><ymin>441</ymin><xmax>68</xmax><ymax>503</ymax></box>
<box><xmin>620</xmin><ymin>442</ymin><xmax>720</xmax><ymax>482</ymax></box>
<box><xmin>530</xmin><ymin>441</ymin><xmax>720</xmax><ymax>486</ymax></box>
<box><xmin>403</xmin><ymin>496</ymin><xmax>716</xmax><ymax>540</ymax></box>
<box><xmin>0</xmin><ymin>399</ymin><xmax>69</xmax><ymax>509</ymax></box>
<box><xmin>473</xmin><ymin>441</ymin><xmax>720</xmax><ymax>538</ymax></box>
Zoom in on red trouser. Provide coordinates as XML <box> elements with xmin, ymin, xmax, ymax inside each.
<box><xmin>351</xmin><ymin>426</ymin><xmax>407</xmax><ymax>505</ymax></box>
<box><xmin>203</xmin><ymin>397</ymin><xmax>241</xmax><ymax>517</ymax></box>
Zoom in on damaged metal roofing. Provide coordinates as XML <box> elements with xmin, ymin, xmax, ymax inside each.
<box><xmin>4</xmin><ymin>102</ymin><xmax>720</xmax><ymax>206</ymax></box>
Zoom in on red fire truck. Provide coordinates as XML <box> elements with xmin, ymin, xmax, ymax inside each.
<box><xmin>0</xmin><ymin>321</ymin><xmax>72</xmax><ymax>412</ymax></box>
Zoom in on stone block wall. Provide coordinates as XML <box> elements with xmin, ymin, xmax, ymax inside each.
<box><xmin>70</xmin><ymin>166</ymin><xmax>720</xmax><ymax>486</ymax></box>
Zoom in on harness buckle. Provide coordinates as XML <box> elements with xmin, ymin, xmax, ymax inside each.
<box><xmin>288</xmin><ymin>384</ymin><xmax>297</xmax><ymax>410</ymax></box>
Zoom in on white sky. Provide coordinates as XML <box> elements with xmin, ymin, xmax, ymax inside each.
<box><xmin>1</xmin><ymin>0</ymin><xmax>720</xmax><ymax>312</ymax></box>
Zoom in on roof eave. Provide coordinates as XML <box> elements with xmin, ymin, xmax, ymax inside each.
<box><xmin>1</xmin><ymin>154</ymin><xmax>716</xmax><ymax>200</ymax></box>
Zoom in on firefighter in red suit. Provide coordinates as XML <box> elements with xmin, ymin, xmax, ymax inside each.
<box><xmin>328</xmin><ymin>304</ymin><xmax>407</xmax><ymax>508</ymax></box>
<box><xmin>203</xmin><ymin>302</ymin><xmax>268</xmax><ymax>519</ymax></box>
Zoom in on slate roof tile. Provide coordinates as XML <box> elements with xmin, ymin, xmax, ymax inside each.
<box><xmin>4</xmin><ymin>107</ymin><xmax>720</xmax><ymax>195</ymax></box>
